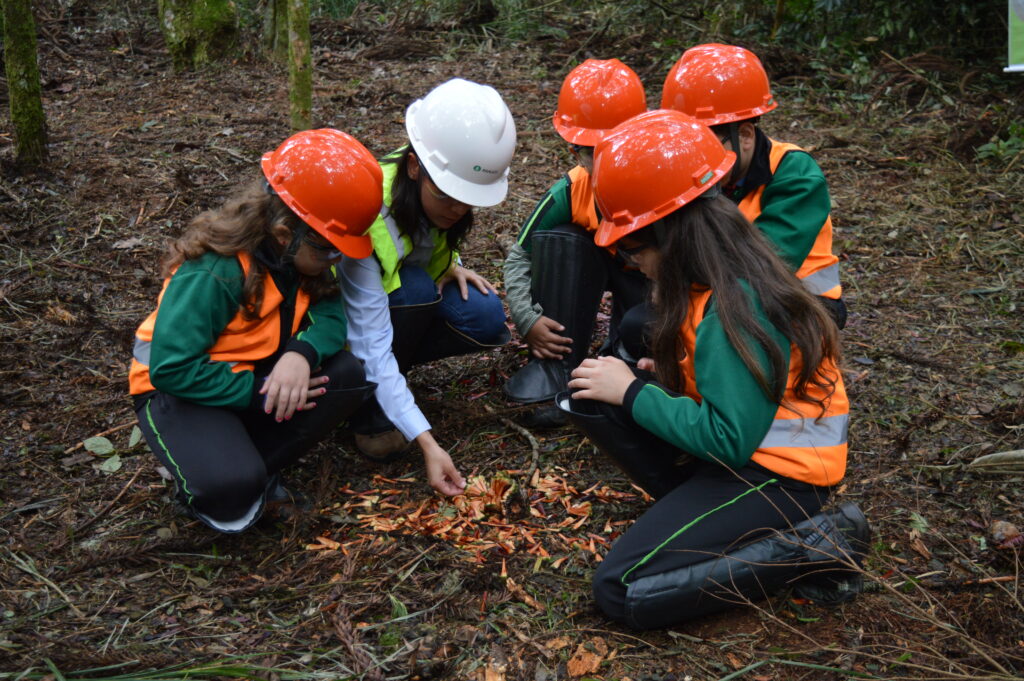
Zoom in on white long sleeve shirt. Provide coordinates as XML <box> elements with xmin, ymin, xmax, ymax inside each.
<box><xmin>339</xmin><ymin>253</ymin><xmax>431</xmax><ymax>441</ymax></box>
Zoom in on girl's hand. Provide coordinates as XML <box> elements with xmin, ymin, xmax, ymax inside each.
<box><xmin>525</xmin><ymin>315</ymin><xmax>572</xmax><ymax>359</ymax></box>
<box><xmin>568</xmin><ymin>356</ymin><xmax>636</xmax><ymax>406</ymax></box>
<box><xmin>438</xmin><ymin>264</ymin><xmax>497</xmax><ymax>301</ymax></box>
<box><xmin>415</xmin><ymin>432</ymin><xmax>466</xmax><ymax>496</ymax></box>
<box><xmin>637</xmin><ymin>357</ymin><xmax>655</xmax><ymax>372</ymax></box>
<box><xmin>260</xmin><ymin>351</ymin><xmax>327</xmax><ymax>421</ymax></box>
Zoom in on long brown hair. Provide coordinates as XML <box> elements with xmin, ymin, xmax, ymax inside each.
<box><xmin>162</xmin><ymin>180</ymin><xmax>339</xmax><ymax>319</ymax></box>
<box><xmin>647</xmin><ymin>195</ymin><xmax>840</xmax><ymax>414</ymax></box>
<box><xmin>382</xmin><ymin>145</ymin><xmax>473</xmax><ymax>251</ymax></box>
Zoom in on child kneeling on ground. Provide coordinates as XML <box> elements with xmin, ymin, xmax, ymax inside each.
<box><xmin>129</xmin><ymin>129</ymin><xmax>386</xmax><ymax>533</ymax></box>
<box><xmin>560</xmin><ymin>110</ymin><xmax>868</xmax><ymax>629</ymax></box>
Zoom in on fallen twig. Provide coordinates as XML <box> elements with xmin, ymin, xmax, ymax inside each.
<box><xmin>483</xmin><ymin>404</ymin><xmax>540</xmax><ymax>499</ymax></box>
<box><xmin>69</xmin><ymin>467</ymin><xmax>144</xmax><ymax>537</ymax></box>
<box><xmin>8</xmin><ymin>552</ymin><xmax>86</xmax><ymax>618</ymax></box>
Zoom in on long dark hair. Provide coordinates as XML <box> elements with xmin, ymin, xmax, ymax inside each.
<box><xmin>163</xmin><ymin>180</ymin><xmax>339</xmax><ymax>320</ymax></box>
<box><xmin>382</xmin><ymin>145</ymin><xmax>473</xmax><ymax>251</ymax></box>
<box><xmin>647</xmin><ymin>195</ymin><xmax>840</xmax><ymax>414</ymax></box>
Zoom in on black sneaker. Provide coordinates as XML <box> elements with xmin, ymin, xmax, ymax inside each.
<box><xmin>264</xmin><ymin>477</ymin><xmax>311</xmax><ymax>519</ymax></box>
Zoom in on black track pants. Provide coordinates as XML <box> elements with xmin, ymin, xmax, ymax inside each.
<box><xmin>134</xmin><ymin>350</ymin><xmax>367</xmax><ymax>531</ymax></box>
<box><xmin>586</xmin><ymin>404</ymin><xmax>830</xmax><ymax>622</ymax></box>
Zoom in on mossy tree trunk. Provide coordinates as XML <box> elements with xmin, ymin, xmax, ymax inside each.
<box><xmin>2</xmin><ymin>0</ymin><xmax>48</xmax><ymax>166</ymax></box>
<box><xmin>158</xmin><ymin>0</ymin><xmax>239</xmax><ymax>72</ymax></box>
<box><xmin>287</xmin><ymin>0</ymin><xmax>311</xmax><ymax>132</ymax></box>
<box><xmin>262</xmin><ymin>0</ymin><xmax>288</xmax><ymax>63</ymax></box>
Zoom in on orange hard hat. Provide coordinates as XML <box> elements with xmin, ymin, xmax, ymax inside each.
<box><xmin>553</xmin><ymin>59</ymin><xmax>647</xmax><ymax>146</ymax></box>
<box><xmin>261</xmin><ymin>129</ymin><xmax>383</xmax><ymax>259</ymax></box>
<box><xmin>592</xmin><ymin>109</ymin><xmax>736</xmax><ymax>247</ymax></box>
<box><xmin>660</xmin><ymin>44</ymin><xmax>777</xmax><ymax>126</ymax></box>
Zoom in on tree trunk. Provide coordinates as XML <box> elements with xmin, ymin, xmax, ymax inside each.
<box><xmin>287</xmin><ymin>0</ymin><xmax>312</xmax><ymax>132</ymax></box>
<box><xmin>158</xmin><ymin>0</ymin><xmax>238</xmax><ymax>72</ymax></box>
<box><xmin>771</xmin><ymin>0</ymin><xmax>785</xmax><ymax>39</ymax></box>
<box><xmin>2</xmin><ymin>0</ymin><xmax>48</xmax><ymax>166</ymax></box>
<box><xmin>262</xmin><ymin>0</ymin><xmax>288</xmax><ymax>63</ymax></box>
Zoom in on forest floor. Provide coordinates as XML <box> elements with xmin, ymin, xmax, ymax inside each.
<box><xmin>1</xmin><ymin>4</ymin><xmax>1023</xmax><ymax>681</ymax></box>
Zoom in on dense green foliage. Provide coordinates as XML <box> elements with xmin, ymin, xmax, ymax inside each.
<box><xmin>259</xmin><ymin>0</ymin><xmax>1010</xmax><ymax>65</ymax></box>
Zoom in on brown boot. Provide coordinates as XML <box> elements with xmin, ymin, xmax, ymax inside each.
<box><xmin>354</xmin><ymin>428</ymin><xmax>409</xmax><ymax>463</ymax></box>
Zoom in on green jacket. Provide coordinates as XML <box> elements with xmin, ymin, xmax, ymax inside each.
<box><xmin>136</xmin><ymin>251</ymin><xmax>348</xmax><ymax>409</ymax></box>
<box><xmin>623</xmin><ymin>288</ymin><xmax>787</xmax><ymax>469</ymax></box>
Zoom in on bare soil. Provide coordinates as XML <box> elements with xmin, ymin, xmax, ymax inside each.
<box><xmin>1</xmin><ymin>5</ymin><xmax>1023</xmax><ymax>681</ymax></box>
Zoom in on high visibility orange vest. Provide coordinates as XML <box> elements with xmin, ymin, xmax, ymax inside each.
<box><xmin>128</xmin><ymin>252</ymin><xmax>311</xmax><ymax>395</ymax></box>
<box><xmin>567</xmin><ymin>165</ymin><xmax>623</xmax><ymax>257</ymax></box>
<box><xmin>679</xmin><ymin>287</ymin><xmax>848</xmax><ymax>486</ymax></box>
<box><xmin>567</xmin><ymin>165</ymin><xmax>600</xmax><ymax>233</ymax></box>
<box><xmin>736</xmin><ymin>140</ymin><xmax>842</xmax><ymax>299</ymax></box>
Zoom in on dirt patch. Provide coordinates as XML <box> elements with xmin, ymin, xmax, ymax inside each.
<box><xmin>1</xmin><ymin>5</ymin><xmax>1022</xmax><ymax>680</ymax></box>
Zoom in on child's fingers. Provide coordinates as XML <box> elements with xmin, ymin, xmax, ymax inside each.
<box><xmin>311</xmin><ymin>375</ymin><xmax>330</xmax><ymax>386</ymax></box>
<box><xmin>473</xmin><ymin>277</ymin><xmax>492</xmax><ymax>295</ymax></box>
<box><xmin>276</xmin><ymin>385</ymin><xmax>304</xmax><ymax>421</ymax></box>
<box><xmin>263</xmin><ymin>383</ymin><xmax>280</xmax><ymax>414</ymax></box>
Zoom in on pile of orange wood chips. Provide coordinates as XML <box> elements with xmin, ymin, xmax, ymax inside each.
<box><xmin>306</xmin><ymin>470</ymin><xmax>644</xmax><ymax>564</ymax></box>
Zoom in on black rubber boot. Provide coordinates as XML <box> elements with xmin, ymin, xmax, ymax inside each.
<box><xmin>389</xmin><ymin>297</ymin><xmax>443</xmax><ymax>372</ymax></box>
<box><xmin>621</xmin><ymin>502</ymin><xmax>870</xmax><ymax>629</ymax></box>
<box><xmin>555</xmin><ymin>391</ymin><xmax>688</xmax><ymax>499</ymax></box>
<box><xmin>505</xmin><ymin>226</ymin><xmax>607</xmax><ymax>404</ymax></box>
<box><xmin>409</xmin><ymin>319</ymin><xmax>511</xmax><ymax>368</ymax></box>
<box><xmin>516</xmin><ymin>404</ymin><xmax>569</xmax><ymax>429</ymax></box>
<box><xmin>791</xmin><ymin>500</ymin><xmax>869</xmax><ymax>604</ymax></box>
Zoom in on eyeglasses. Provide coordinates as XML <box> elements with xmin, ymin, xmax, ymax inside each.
<box><xmin>302</xmin><ymin>231</ymin><xmax>342</xmax><ymax>261</ymax></box>
<box><xmin>569</xmin><ymin>144</ymin><xmax>594</xmax><ymax>161</ymax></box>
<box><xmin>421</xmin><ymin>170</ymin><xmax>467</xmax><ymax>207</ymax></box>
<box><xmin>616</xmin><ymin>240</ymin><xmax>650</xmax><ymax>261</ymax></box>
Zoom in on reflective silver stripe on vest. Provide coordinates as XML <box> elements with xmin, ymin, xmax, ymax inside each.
<box><xmin>758</xmin><ymin>412</ymin><xmax>849</xmax><ymax>450</ymax></box>
<box><xmin>134</xmin><ymin>337</ymin><xmax>151</xmax><ymax>365</ymax></box>
<box><xmin>135</xmin><ymin>337</ymin><xmax>237</xmax><ymax>368</ymax></box>
<box><xmin>800</xmin><ymin>263</ymin><xmax>840</xmax><ymax>295</ymax></box>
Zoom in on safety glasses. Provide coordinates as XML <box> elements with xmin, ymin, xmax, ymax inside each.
<box><xmin>569</xmin><ymin>143</ymin><xmax>594</xmax><ymax>162</ymax></box>
<box><xmin>421</xmin><ymin>169</ymin><xmax>467</xmax><ymax>207</ymax></box>
<box><xmin>615</xmin><ymin>239</ymin><xmax>651</xmax><ymax>261</ymax></box>
<box><xmin>302</xmin><ymin>231</ymin><xmax>342</xmax><ymax>261</ymax></box>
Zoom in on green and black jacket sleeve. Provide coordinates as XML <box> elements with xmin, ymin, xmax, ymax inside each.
<box><xmin>755</xmin><ymin>147</ymin><xmax>832</xmax><ymax>272</ymax></box>
<box><xmin>623</xmin><ymin>295</ymin><xmax>789</xmax><ymax>469</ymax></box>
<box><xmin>148</xmin><ymin>253</ymin><xmax>255</xmax><ymax>409</ymax></box>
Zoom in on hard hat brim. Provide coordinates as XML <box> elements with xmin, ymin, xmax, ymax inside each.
<box><xmin>417</xmin><ymin>153</ymin><xmax>510</xmax><ymax>208</ymax></box>
<box><xmin>332</xmin><ymin>231</ymin><xmax>373</xmax><ymax>259</ymax></box>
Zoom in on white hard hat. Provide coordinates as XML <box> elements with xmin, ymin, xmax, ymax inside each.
<box><xmin>405</xmin><ymin>78</ymin><xmax>516</xmax><ymax>208</ymax></box>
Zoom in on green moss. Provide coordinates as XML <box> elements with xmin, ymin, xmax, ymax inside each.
<box><xmin>158</xmin><ymin>0</ymin><xmax>239</xmax><ymax>72</ymax></box>
<box><xmin>2</xmin><ymin>0</ymin><xmax>48</xmax><ymax>165</ymax></box>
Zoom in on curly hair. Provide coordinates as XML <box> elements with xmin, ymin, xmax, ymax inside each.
<box><xmin>162</xmin><ymin>180</ymin><xmax>339</xmax><ymax>319</ymax></box>
<box><xmin>646</xmin><ymin>196</ymin><xmax>840</xmax><ymax>416</ymax></box>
